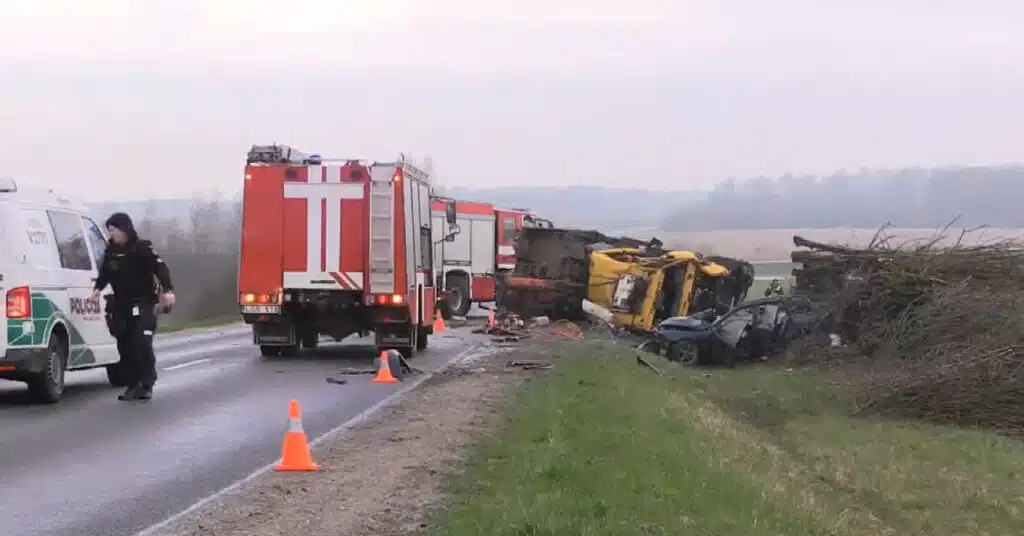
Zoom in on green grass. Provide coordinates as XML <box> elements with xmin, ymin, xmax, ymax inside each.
<box><xmin>426</xmin><ymin>344</ymin><xmax>1024</xmax><ymax>536</ymax></box>
<box><xmin>161</xmin><ymin>314</ymin><xmax>240</xmax><ymax>333</ymax></box>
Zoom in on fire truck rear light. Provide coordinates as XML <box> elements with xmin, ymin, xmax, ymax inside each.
<box><xmin>6</xmin><ymin>286</ymin><xmax>31</xmax><ymax>319</ymax></box>
<box><xmin>240</xmin><ymin>292</ymin><xmax>280</xmax><ymax>305</ymax></box>
<box><xmin>373</xmin><ymin>294</ymin><xmax>404</xmax><ymax>305</ymax></box>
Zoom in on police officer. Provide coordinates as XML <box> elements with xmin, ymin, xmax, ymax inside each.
<box><xmin>90</xmin><ymin>213</ymin><xmax>175</xmax><ymax>401</ymax></box>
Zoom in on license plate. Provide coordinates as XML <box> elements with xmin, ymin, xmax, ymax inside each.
<box><xmin>242</xmin><ymin>305</ymin><xmax>281</xmax><ymax>314</ymax></box>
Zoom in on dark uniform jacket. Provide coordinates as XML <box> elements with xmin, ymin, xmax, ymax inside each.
<box><xmin>94</xmin><ymin>239</ymin><xmax>174</xmax><ymax>308</ymax></box>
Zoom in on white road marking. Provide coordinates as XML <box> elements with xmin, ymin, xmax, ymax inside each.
<box><xmin>134</xmin><ymin>342</ymin><xmax>485</xmax><ymax>536</ymax></box>
<box><xmin>162</xmin><ymin>358</ymin><xmax>212</xmax><ymax>371</ymax></box>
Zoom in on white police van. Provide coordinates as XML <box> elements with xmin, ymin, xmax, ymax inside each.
<box><xmin>0</xmin><ymin>178</ymin><xmax>129</xmax><ymax>403</ymax></box>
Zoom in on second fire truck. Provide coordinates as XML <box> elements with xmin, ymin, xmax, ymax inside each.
<box><xmin>429</xmin><ymin>199</ymin><xmax>551</xmax><ymax>317</ymax></box>
<box><xmin>237</xmin><ymin>144</ymin><xmax>456</xmax><ymax>358</ymax></box>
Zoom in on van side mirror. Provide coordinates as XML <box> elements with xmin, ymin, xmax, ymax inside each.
<box><xmin>445</xmin><ymin>201</ymin><xmax>457</xmax><ymax>225</ymax></box>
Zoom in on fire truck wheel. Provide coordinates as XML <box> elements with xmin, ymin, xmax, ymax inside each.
<box><xmin>300</xmin><ymin>330</ymin><xmax>319</xmax><ymax>349</ymax></box>
<box><xmin>437</xmin><ymin>299</ymin><xmax>454</xmax><ymax>321</ymax></box>
<box><xmin>416</xmin><ymin>329</ymin><xmax>428</xmax><ymax>350</ymax></box>
<box><xmin>260</xmin><ymin>345</ymin><xmax>282</xmax><ymax>357</ymax></box>
<box><xmin>447</xmin><ymin>275</ymin><xmax>472</xmax><ymax>317</ymax></box>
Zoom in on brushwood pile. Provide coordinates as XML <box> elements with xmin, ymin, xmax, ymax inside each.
<box><xmin>789</xmin><ymin>229</ymin><xmax>1024</xmax><ymax>435</ymax></box>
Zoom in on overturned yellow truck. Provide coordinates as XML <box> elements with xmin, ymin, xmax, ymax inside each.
<box><xmin>497</xmin><ymin>228</ymin><xmax>754</xmax><ymax>333</ymax></box>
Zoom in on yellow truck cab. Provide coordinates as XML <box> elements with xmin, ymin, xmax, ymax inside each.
<box><xmin>589</xmin><ymin>249</ymin><xmax>731</xmax><ymax>333</ymax></box>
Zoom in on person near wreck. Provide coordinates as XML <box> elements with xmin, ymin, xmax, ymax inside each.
<box><xmin>764</xmin><ymin>278</ymin><xmax>785</xmax><ymax>298</ymax></box>
<box><xmin>90</xmin><ymin>212</ymin><xmax>176</xmax><ymax>401</ymax></box>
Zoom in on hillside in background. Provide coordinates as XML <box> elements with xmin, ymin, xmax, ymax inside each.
<box><xmin>664</xmin><ymin>164</ymin><xmax>1024</xmax><ymax>231</ymax></box>
<box><xmin>91</xmin><ymin>186</ymin><xmax>708</xmax><ymax>230</ymax></box>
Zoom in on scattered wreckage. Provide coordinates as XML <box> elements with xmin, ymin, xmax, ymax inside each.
<box><xmin>496</xmin><ymin>226</ymin><xmax>755</xmax><ymax>335</ymax></box>
<box><xmin>489</xmin><ymin>227</ymin><xmax>860</xmax><ymax>368</ymax></box>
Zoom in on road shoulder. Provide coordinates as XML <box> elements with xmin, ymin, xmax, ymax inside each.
<box><xmin>150</xmin><ymin>346</ymin><xmax>535</xmax><ymax>536</ymax></box>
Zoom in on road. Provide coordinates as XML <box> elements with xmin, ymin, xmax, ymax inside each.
<box><xmin>0</xmin><ymin>322</ymin><xmax>488</xmax><ymax>536</ymax></box>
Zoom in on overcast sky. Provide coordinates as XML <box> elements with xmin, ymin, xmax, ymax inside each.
<box><xmin>2</xmin><ymin>1</ymin><xmax>1022</xmax><ymax>201</ymax></box>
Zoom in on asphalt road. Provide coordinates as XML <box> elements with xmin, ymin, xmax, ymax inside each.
<box><xmin>0</xmin><ymin>321</ymin><xmax>489</xmax><ymax>536</ymax></box>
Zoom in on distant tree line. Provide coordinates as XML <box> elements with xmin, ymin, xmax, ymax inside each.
<box><xmin>133</xmin><ymin>192</ymin><xmax>241</xmax><ymax>329</ymax></box>
<box><xmin>663</xmin><ymin>165</ymin><xmax>1024</xmax><ymax>231</ymax></box>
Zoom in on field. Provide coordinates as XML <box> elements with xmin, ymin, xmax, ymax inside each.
<box><xmin>426</xmin><ymin>343</ymin><xmax>1024</xmax><ymax>536</ymax></box>
<box><xmin>652</xmin><ymin>228</ymin><xmax>1024</xmax><ymax>261</ymax></box>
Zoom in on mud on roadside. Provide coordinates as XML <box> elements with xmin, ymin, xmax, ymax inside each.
<box><xmin>154</xmin><ymin>345</ymin><xmax>549</xmax><ymax>536</ymax></box>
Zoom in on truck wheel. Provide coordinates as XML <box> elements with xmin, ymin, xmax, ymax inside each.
<box><xmin>397</xmin><ymin>327</ymin><xmax>418</xmax><ymax>359</ymax></box>
<box><xmin>260</xmin><ymin>345</ymin><xmax>282</xmax><ymax>357</ymax></box>
<box><xmin>416</xmin><ymin>328</ymin><xmax>429</xmax><ymax>351</ymax></box>
<box><xmin>106</xmin><ymin>362</ymin><xmax>132</xmax><ymax>387</ymax></box>
<box><xmin>437</xmin><ymin>298</ymin><xmax>454</xmax><ymax>321</ymax></box>
<box><xmin>300</xmin><ymin>330</ymin><xmax>319</xmax><ymax>349</ymax></box>
<box><xmin>27</xmin><ymin>333</ymin><xmax>68</xmax><ymax>404</ymax></box>
<box><xmin>447</xmin><ymin>275</ymin><xmax>472</xmax><ymax>317</ymax></box>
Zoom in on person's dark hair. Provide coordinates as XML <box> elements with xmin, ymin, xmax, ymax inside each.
<box><xmin>104</xmin><ymin>212</ymin><xmax>139</xmax><ymax>242</ymax></box>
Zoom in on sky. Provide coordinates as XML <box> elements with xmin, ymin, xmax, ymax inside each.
<box><xmin>2</xmin><ymin>1</ymin><xmax>1023</xmax><ymax>201</ymax></box>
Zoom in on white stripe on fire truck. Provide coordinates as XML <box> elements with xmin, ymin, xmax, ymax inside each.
<box><xmin>305</xmin><ymin>165</ymin><xmax>323</xmax><ymax>271</ymax></box>
<box><xmin>324</xmin><ymin>165</ymin><xmax>342</xmax><ymax>271</ymax></box>
<box><xmin>497</xmin><ymin>245</ymin><xmax>515</xmax><ymax>255</ymax></box>
<box><xmin>283</xmin><ymin>179</ymin><xmax>363</xmax><ymax>274</ymax></box>
<box><xmin>334</xmin><ymin>271</ymin><xmax>361</xmax><ymax>289</ymax></box>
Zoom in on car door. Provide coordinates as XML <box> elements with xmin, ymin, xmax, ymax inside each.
<box><xmin>47</xmin><ymin>210</ymin><xmax>117</xmax><ymax>368</ymax></box>
<box><xmin>80</xmin><ymin>215</ymin><xmax>119</xmax><ymax>366</ymax></box>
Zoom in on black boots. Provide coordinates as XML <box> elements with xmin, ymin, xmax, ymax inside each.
<box><xmin>118</xmin><ymin>384</ymin><xmax>153</xmax><ymax>401</ymax></box>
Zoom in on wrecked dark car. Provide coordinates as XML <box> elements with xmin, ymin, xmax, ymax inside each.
<box><xmin>644</xmin><ymin>295</ymin><xmax>820</xmax><ymax>367</ymax></box>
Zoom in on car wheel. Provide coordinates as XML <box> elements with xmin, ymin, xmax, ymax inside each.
<box><xmin>27</xmin><ymin>334</ymin><xmax>68</xmax><ymax>404</ymax></box>
<box><xmin>667</xmin><ymin>342</ymin><xmax>700</xmax><ymax>366</ymax></box>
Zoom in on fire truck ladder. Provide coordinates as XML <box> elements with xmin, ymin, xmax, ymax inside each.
<box><xmin>368</xmin><ymin>171</ymin><xmax>396</xmax><ymax>294</ymax></box>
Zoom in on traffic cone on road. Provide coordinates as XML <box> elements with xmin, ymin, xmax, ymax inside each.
<box><xmin>433</xmin><ymin>310</ymin><xmax>446</xmax><ymax>333</ymax></box>
<box><xmin>275</xmin><ymin>399</ymin><xmax>319</xmax><ymax>472</ymax></box>
<box><xmin>487</xmin><ymin>309</ymin><xmax>496</xmax><ymax>327</ymax></box>
<box><xmin>372</xmin><ymin>350</ymin><xmax>399</xmax><ymax>384</ymax></box>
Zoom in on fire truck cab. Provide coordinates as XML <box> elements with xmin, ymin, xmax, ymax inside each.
<box><xmin>430</xmin><ymin>199</ymin><xmax>551</xmax><ymax>318</ymax></box>
<box><xmin>238</xmin><ymin>144</ymin><xmax>454</xmax><ymax>358</ymax></box>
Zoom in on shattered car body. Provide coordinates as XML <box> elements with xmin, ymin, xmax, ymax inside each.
<box><xmin>646</xmin><ymin>296</ymin><xmax>820</xmax><ymax>366</ymax></box>
<box><xmin>498</xmin><ymin>227</ymin><xmax>754</xmax><ymax>333</ymax></box>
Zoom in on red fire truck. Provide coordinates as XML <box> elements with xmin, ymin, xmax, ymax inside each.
<box><xmin>429</xmin><ymin>199</ymin><xmax>551</xmax><ymax>317</ymax></box>
<box><xmin>237</xmin><ymin>144</ymin><xmax>455</xmax><ymax>358</ymax></box>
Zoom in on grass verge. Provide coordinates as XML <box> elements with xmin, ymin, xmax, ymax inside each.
<box><xmin>425</xmin><ymin>342</ymin><xmax>1024</xmax><ymax>536</ymax></box>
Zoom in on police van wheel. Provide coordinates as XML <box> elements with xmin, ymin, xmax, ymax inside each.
<box><xmin>27</xmin><ymin>334</ymin><xmax>68</xmax><ymax>404</ymax></box>
<box><xmin>105</xmin><ymin>363</ymin><xmax>132</xmax><ymax>387</ymax></box>
<box><xmin>260</xmin><ymin>345</ymin><xmax>282</xmax><ymax>357</ymax></box>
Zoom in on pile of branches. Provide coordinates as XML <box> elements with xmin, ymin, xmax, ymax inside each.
<box><xmin>791</xmin><ymin>223</ymin><xmax>1024</xmax><ymax>435</ymax></box>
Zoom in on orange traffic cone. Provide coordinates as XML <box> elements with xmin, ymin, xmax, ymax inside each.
<box><xmin>487</xmin><ymin>309</ymin><xmax>496</xmax><ymax>327</ymax></box>
<box><xmin>372</xmin><ymin>350</ymin><xmax>399</xmax><ymax>384</ymax></box>
<box><xmin>275</xmin><ymin>399</ymin><xmax>319</xmax><ymax>472</ymax></box>
<box><xmin>434</xmin><ymin>310</ymin><xmax>446</xmax><ymax>333</ymax></box>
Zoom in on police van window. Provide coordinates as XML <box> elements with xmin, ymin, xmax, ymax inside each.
<box><xmin>82</xmin><ymin>216</ymin><xmax>107</xmax><ymax>268</ymax></box>
<box><xmin>47</xmin><ymin>211</ymin><xmax>93</xmax><ymax>271</ymax></box>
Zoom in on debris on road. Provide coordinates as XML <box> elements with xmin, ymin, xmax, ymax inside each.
<box><xmin>506</xmin><ymin>359</ymin><xmax>552</xmax><ymax>370</ymax></box>
<box><xmin>634</xmin><ymin>354</ymin><xmax>664</xmax><ymax>375</ymax></box>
